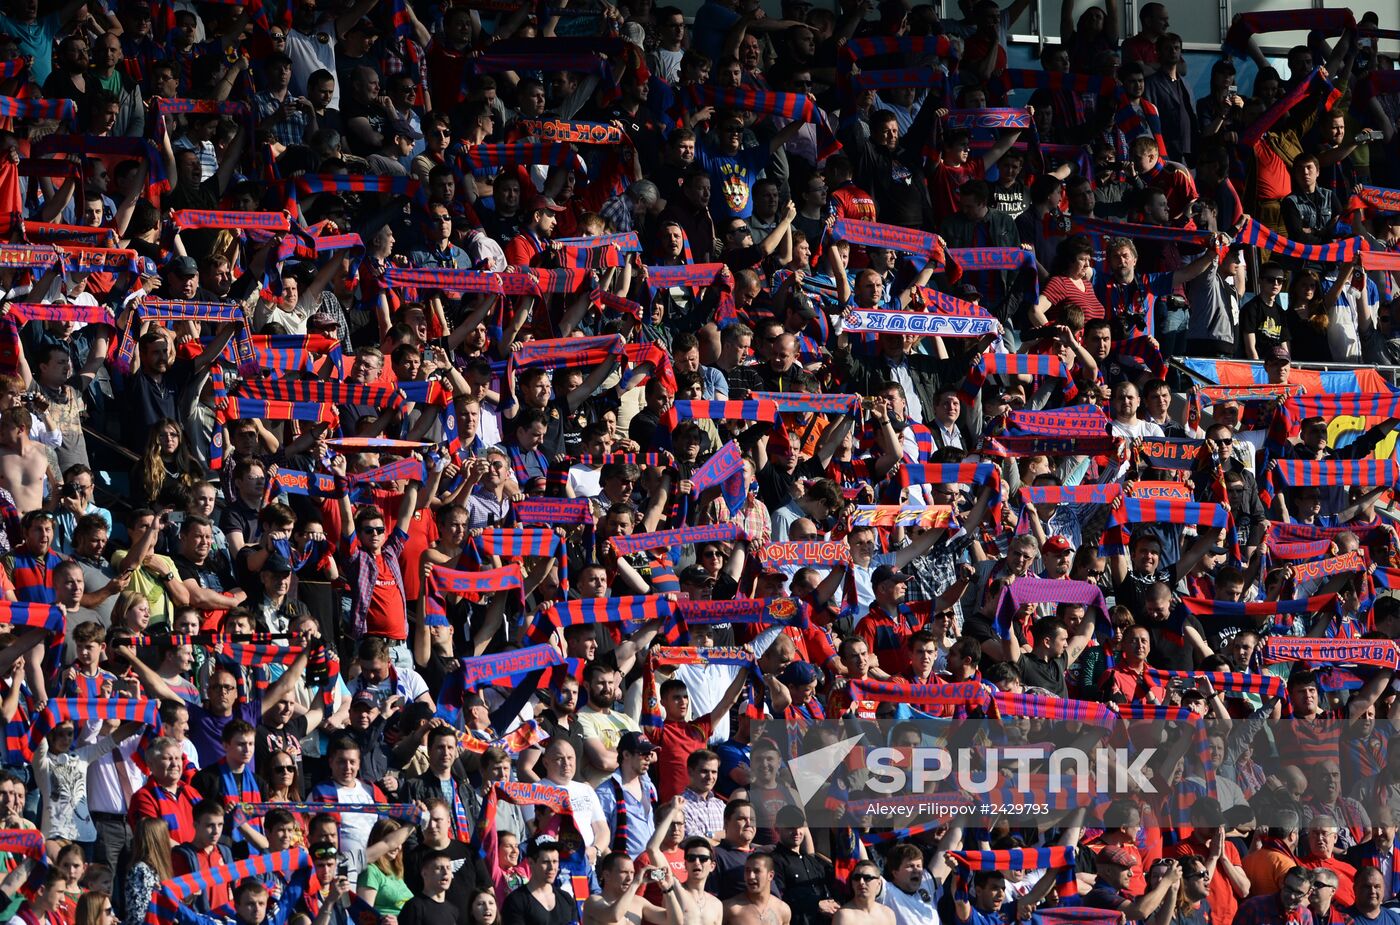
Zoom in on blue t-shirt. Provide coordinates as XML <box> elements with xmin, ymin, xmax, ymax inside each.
<box><xmin>697</xmin><ymin>144</ymin><xmax>771</xmax><ymax>221</ymax></box>
<box><xmin>691</xmin><ymin>1</ymin><xmax>740</xmax><ymax>63</ymax></box>
<box><xmin>0</xmin><ymin>12</ymin><xmax>61</xmax><ymax>86</ymax></box>
<box><xmin>1352</xmin><ymin>909</ymin><xmax>1400</xmax><ymax>925</ymax></box>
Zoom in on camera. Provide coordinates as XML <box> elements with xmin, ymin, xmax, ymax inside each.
<box><xmin>645</xmin><ymin>869</ymin><xmax>667</xmax><ymax>883</ymax></box>
<box><xmin>58</xmin><ymin>483</ymin><xmax>79</xmax><ymax>499</ymax></box>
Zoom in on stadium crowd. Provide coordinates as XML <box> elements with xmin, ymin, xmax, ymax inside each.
<box><xmin>0</xmin><ymin>0</ymin><xmax>1397</xmax><ymax>924</ymax></box>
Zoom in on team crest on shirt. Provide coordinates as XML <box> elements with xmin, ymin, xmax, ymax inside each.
<box><xmin>723</xmin><ymin>175</ymin><xmax>751</xmax><ymax>213</ymax></box>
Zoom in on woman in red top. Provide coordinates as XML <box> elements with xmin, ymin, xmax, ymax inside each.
<box><xmin>1031</xmin><ymin>234</ymin><xmax>1108</xmax><ymax>325</ymax></box>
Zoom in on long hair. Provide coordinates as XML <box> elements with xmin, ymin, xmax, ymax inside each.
<box><xmin>131</xmin><ymin>818</ymin><xmax>174</xmax><ymax>881</ymax></box>
<box><xmin>139</xmin><ymin>418</ymin><xmax>201</xmax><ymax>501</ymax></box>
<box><xmin>367</xmin><ymin>819</ymin><xmax>404</xmax><ymax>879</ymax></box>
<box><xmin>75</xmin><ymin>892</ymin><xmax>111</xmax><ymax>925</ymax></box>
<box><xmin>258</xmin><ymin>749</ymin><xmax>302</xmax><ymax>801</ymax></box>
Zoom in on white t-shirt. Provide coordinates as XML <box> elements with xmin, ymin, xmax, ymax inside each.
<box><xmin>523</xmin><ymin>780</ymin><xmax>607</xmax><ymax>850</ymax></box>
<box><xmin>567</xmin><ymin>466</ymin><xmax>603</xmax><ymax>499</ymax></box>
<box><xmin>880</xmin><ymin>871</ymin><xmax>941</xmax><ymax>925</ymax></box>
<box><xmin>286</xmin><ymin>26</ymin><xmax>338</xmax><ymax>108</ymax></box>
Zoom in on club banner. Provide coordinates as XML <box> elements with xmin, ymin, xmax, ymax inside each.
<box><xmin>851</xmin><ymin>505</ymin><xmax>954</xmax><ymax>528</ymax></box>
<box><xmin>1005</xmin><ymin>406</ymin><xmax>1109</xmax><ymax>437</ymax></box>
<box><xmin>688</xmin><ymin>440</ymin><xmax>747</xmax><ymax>516</ymax></box>
<box><xmin>1263</xmin><ymin>637</ymin><xmax>1400</xmax><ymax>669</ymax></box>
<box><xmin>675</xmin><ymin>598</ymin><xmax>810</xmax><ymax>627</ymax></box>
<box><xmin>554</xmin><ymin>232</ymin><xmax>641</xmax><ymax>252</ymax></box>
<box><xmin>1021</xmin><ymin>485</ymin><xmax>1120</xmax><ymax>505</ymax></box>
<box><xmin>458</xmin><ymin>645</ymin><xmax>564</xmax><ymax>689</ymax></box>
<box><xmin>943</xmin><ymin>108</ymin><xmax>1032</xmax><ymax>129</ymax></box>
<box><xmin>844</xmin><ymin>307</ymin><xmax>998</xmax><ymax>337</ymax></box>
<box><xmin>644</xmin><ymin>263</ymin><xmax>727</xmax><ymax>290</ymax></box>
<box><xmin>431</xmin><ymin>563</ymin><xmax>524</xmax><ymax>596</ymax></box>
<box><xmin>1290</xmin><ymin>549</ymin><xmax>1367</xmax><ymax>583</ymax></box>
<box><xmin>1359</xmin><ymin>185</ymin><xmax>1400</xmax><ymax>212</ymax></box>
<box><xmin>649</xmin><ymin>645</ymin><xmax>756</xmax><ymax>666</ymax></box>
<box><xmin>170</xmin><ymin>210</ymin><xmax>290</xmax><ymax>232</ymax></box>
<box><xmin>1135</xmin><ymin>438</ymin><xmax>1201</xmax><ymax>471</ymax></box>
<box><xmin>848</xmin><ymin>678</ymin><xmax>987</xmax><ymax>707</ymax></box>
<box><xmin>514</xmin><ymin>497</ymin><xmax>593</xmax><ymax>525</ymax></box>
<box><xmin>754</xmin><ymin>541</ymin><xmax>852</xmax><ymax>566</ymax></box>
<box><xmin>1047</xmin><ymin>212</ymin><xmax>1215</xmax><ymax>247</ymax></box>
<box><xmin>610</xmin><ymin>522</ymin><xmax>745</xmax><ymax>556</ymax></box>
<box><xmin>750</xmin><ymin>392</ymin><xmax>862</xmax><ymax>415</ymax></box>
<box><xmin>270</xmin><ymin>469</ymin><xmax>337</xmax><ymax>496</ymax></box>
<box><xmin>515</xmin><ymin>118</ymin><xmax>623</xmax><ymax>144</ymax></box>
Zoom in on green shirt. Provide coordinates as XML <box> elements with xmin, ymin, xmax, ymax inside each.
<box><xmin>358</xmin><ymin>864</ymin><xmax>414</xmax><ymax>916</ymax></box>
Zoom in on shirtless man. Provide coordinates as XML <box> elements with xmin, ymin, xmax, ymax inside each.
<box><xmin>834</xmin><ymin>862</ymin><xmax>895</xmax><ymax>925</ymax></box>
<box><xmin>583</xmin><ymin>852</ymin><xmax>688</xmax><ymax>925</ymax></box>
<box><xmin>723</xmin><ymin>855</ymin><xmax>791</xmax><ymax>925</ymax></box>
<box><xmin>679</xmin><ymin>837</ymin><xmax>724</xmax><ymax>925</ymax></box>
<box><xmin>0</xmin><ymin>407</ymin><xmax>50</xmax><ymax>512</ymax></box>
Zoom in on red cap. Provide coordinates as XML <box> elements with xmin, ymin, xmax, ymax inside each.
<box><xmin>1041</xmin><ymin>535</ymin><xmax>1073</xmax><ymax>555</ymax></box>
<box><xmin>1097</xmin><ymin>845</ymin><xmax>1142</xmax><ymax>869</ymax></box>
<box><xmin>529</xmin><ymin>195</ymin><xmax>566</xmax><ymax>213</ymax></box>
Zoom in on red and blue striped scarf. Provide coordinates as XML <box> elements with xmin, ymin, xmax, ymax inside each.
<box><xmin>681</xmin><ymin>85</ymin><xmax>840</xmax><ymax>159</ymax></box>
<box><xmin>1241</xmin><ymin>67</ymin><xmax>1341</xmax><ymax>148</ymax></box>
<box><xmin>240</xmin><ymin>377</ymin><xmax>405</xmax><ymax>412</ymax></box>
<box><xmin>1235</xmin><ymin>216</ymin><xmax>1362</xmax><ymax>264</ymax></box>
<box><xmin>830</xmin><ymin>218</ymin><xmax>950</xmax><ymax>268</ymax></box>
<box><xmin>0</xmin><ymin>96</ymin><xmax>76</xmax><ymax>126</ymax></box>
<box><xmin>1224</xmin><ymin>9</ymin><xmax>1353</xmax><ymax>56</ymax></box>
<box><xmin>1144</xmin><ymin>669</ymin><xmax>1284</xmax><ymax>700</ymax></box>
<box><xmin>6</xmin><ymin>303</ymin><xmax>109</xmax><ymax>325</ymax></box>
<box><xmin>645</xmin><ymin>262</ymin><xmax>727</xmax><ymax>289</ymax></box>
<box><xmin>667</xmin><ymin>399</ymin><xmax>781</xmax><ymax>425</ymax></box>
<box><xmin>457</xmin><ymin>143</ymin><xmax>575</xmax><ymax>173</ymax></box>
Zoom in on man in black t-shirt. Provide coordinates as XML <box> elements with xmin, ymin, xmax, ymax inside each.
<box><xmin>502</xmin><ymin>841</ymin><xmax>580</xmax><ymax>925</ymax></box>
<box><xmin>399</xmin><ymin>850</ymin><xmax>462</xmax><ymax>925</ymax></box>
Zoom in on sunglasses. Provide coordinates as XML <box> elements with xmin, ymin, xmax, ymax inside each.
<box><xmin>358</xmin><ymin>525</ymin><xmax>387</xmax><ymax>535</ymax></box>
<box><xmin>273</xmin><ymin>765</ymin><xmax>296</xmax><ymax>773</ymax></box>
<box><xmin>850</xmin><ymin>873</ymin><xmax>882</xmax><ymax>884</ymax></box>
<box><xmin>685</xmin><ymin>854</ymin><xmax>712</xmax><ymax>863</ymax></box>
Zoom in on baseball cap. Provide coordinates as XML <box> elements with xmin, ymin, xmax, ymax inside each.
<box><xmin>389</xmin><ymin>118</ymin><xmax>423</xmax><ymax>141</ymax></box>
<box><xmin>1265</xmin><ymin>343</ymin><xmax>1291</xmax><ymax>363</ymax></box>
<box><xmin>1041</xmin><ymin>535</ymin><xmax>1073</xmax><ymax>555</ymax></box>
<box><xmin>1097</xmin><ymin>845</ymin><xmax>1142</xmax><ymax>869</ymax></box>
<box><xmin>618</xmin><ymin>731</ymin><xmax>658</xmax><ymax>755</ymax></box>
<box><xmin>265</xmin><ymin>553</ymin><xmax>293</xmax><ymax>574</ymax></box>
<box><xmin>778</xmin><ymin>661</ymin><xmax>819</xmax><ymax>686</ymax></box>
<box><xmin>310</xmin><ymin>840</ymin><xmax>338</xmax><ymax>861</ymax></box>
<box><xmin>871</xmin><ymin>564</ymin><xmax>910</xmax><ymax>587</ymax></box>
<box><xmin>164</xmin><ymin>254</ymin><xmax>198</xmax><ymax>277</ymax></box>
<box><xmin>679</xmin><ymin>565</ymin><xmax>716</xmax><ymax>586</ymax></box>
<box><xmin>351</xmin><ymin>690</ymin><xmax>378</xmax><ymax>709</ymax></box>
<box><xmin>529</xmin><ymin>195</ymin><xmax>566</xmax><ymax>213</ymax></box>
